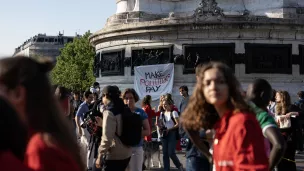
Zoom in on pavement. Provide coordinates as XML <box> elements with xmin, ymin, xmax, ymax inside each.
<box><xmin>145</xmin><ymin>150</ymin><xmax>304</xmax><ymax>171</ymax></box>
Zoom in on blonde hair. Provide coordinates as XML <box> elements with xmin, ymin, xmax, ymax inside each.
<box><xmin>275</xmin><ymin>90</ymin><xmax>291</xmax><ymax>115</ymax></box>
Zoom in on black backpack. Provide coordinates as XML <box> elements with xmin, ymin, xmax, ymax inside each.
<box><xmin>109</xmin><ymin>105</ymin><xmax>142</xmax><ymax>147</ymax></box>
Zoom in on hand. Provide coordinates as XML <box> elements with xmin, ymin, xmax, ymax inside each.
<box><xmin>95</xmin><ymin>155</ymin><xmax>103</xmax><ymax>168</ymax></box>
<box><xmin>95</xmin><ymin>116</ymin><xmax>103</xmax><ymax>127</ymax></box>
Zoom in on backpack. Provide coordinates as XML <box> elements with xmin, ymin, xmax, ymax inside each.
<box><xmin>109</xmin><ymin>105</ymin><xmax>142</xmax><ymax>147</ymax></box>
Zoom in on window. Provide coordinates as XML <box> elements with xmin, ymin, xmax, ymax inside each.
<box><xmin>245</xmin><ymin>44</ymin><xmax>292</xmax><ymax>74</ymax></box>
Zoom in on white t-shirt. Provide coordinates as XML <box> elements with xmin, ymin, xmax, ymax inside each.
<box><xmin>159</xmin><ymin>111</ymin><xmax>179</xmax><ymax>129</ymax></box>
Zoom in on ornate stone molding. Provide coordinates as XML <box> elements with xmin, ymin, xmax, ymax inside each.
<box><xmin>194</xmin><ymin>0</ymin><xmax>224</xmax><ymax>21</ymax></box>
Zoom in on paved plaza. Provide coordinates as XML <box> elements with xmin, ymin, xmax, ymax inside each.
<box><xmin>145</xmin><ymin>150</ymin><xmax>304</xmax><ymax>171</ymax></box>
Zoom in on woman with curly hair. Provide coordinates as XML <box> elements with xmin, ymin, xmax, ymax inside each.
<box><xmin>158</xmin><ymin>98</ymin><xmax>184</xmax><ymax>171</ymax></box>
<box><xmin>181</xmin><ymin>62</ymin><xmax>268</xmax><ymax>171</ymax></box>
<box><xmin>275</xmin><ymin>90</ymin><xmax>299</xmax><ymax>171</ymax></box>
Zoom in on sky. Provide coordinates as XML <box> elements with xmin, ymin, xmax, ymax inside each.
<box><xmin>0</xmin><ymin>0</ymin><xmax>116</xmax><ymax>57</ymax></box>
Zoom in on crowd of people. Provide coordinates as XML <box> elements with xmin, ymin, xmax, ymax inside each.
<box><xmin>0</xmin><ymin>56</ymin><xmax>303</xmax><ymax>171</ymax></box>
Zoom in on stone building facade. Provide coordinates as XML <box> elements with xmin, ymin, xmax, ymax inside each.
<box><xmin>13</xmin><ymin>33</ymin><xmax>77</xmax><ymax>61</ymax></box>
<box><xmin>90</xmin><ymin>0</ymin><xmax>304</xmax><ymax>105</ymax></box>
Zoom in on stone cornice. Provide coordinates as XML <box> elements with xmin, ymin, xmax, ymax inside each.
<box><xmin>89</xmin><ymin>17</ymin><xmax>304</xmax><ymax>46</ymax></box>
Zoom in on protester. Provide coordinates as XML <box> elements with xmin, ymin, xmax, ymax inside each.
<box><xmin>142</xmin><ymin>95</ymin><xmax>157</xmax><ymax>142</ymax></box>
<box><xmin>158</xmin><ymin>98</ymin><xmax>184</xmax><ymax>171</ymax></box>
<box><xmin>275</xmin><ymin>91</ymin><xmax>299</xmax><ymax>171</ymax></box>
<box><xmin>123</xmin><ymin>88</ymin><xmax>150</xmax><ymax>171</ymax></box>
<box><xmin>182</xmin><ymin>62</ymin><xmax>269</xmax><ymax>171</ymax></box>
<box><xmin>179</xmin><ymin>86</ymin><xmax>189</xmax><ymax>114</ymax></box>
<box><xmin>75</xmin><ymin>90</ymin><xmax>94</xmax><ymax>170</ymax></box>
<box><xmin>95</xmin><ymin>86</ymin><xmax>132</xmax><ymax>171</ymax></box>
<box><xmin>246</xmin><ymin>79</ymin><xmax>286</xmax><ymax>170</ymax></box>
<box><xmin>0</xmin><ymin>56</ymin><xmax>84</xmax><ymax>171</ymax></box>
<box><xmin>55</xmin><ymin>85</ymin><xmax>71</xmax><ymax>117</ymax></box>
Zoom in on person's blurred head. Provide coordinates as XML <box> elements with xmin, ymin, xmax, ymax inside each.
<box><xmin>93</xmin><ymin>92</ymin><xmax>98</xmax><ymax>101</ymax></box>
<box><xmin>83</xmin><ymin>90</ymin><xmax>93</xmax><ymax>104</ymax></box>
<box><xmin>142</xmin><ymin>95</ymin><xmax>152</xmax><ymax>107</ymax></box>
<box><xmin>179</xmin><ymin>86</ymin><xmax>189</xmax><ymax>97</ymax></box>
<box><xmin>276</xmin><ymin>90</ymin><xmax>291</xmax><ymax>115</ymax></box>
<box><xmin>122</xmin><ymin>88</ymin><xmax>139</xmax><ymax>109</ymax></box>
<box><xmin>55</xmin><ymin>86</ymin><xmax>68</xmax><ymax>100</ymax></box>
<box><xmin>164</xmin><ymin>93</ymin><xmax>174</xmax><ymax>105</ymax></box>
<box><xmin>0</xmin><ymin>56</ymin><xmax>84</xmax><ymax>169</ymax></box>
<box><xmin>101</xmin><ymin>85</ymin><xmax>124</xmax><ymax>112</ymax></box>
<box><xmin>163</xmin><ymin>98</ymin><xmax>173</xmax><ymax>111</ymax></box>
<box><xmin>297</xmin><ymin>91</ymin><xmax>304</xmax><ymax>99</ymax></box>
<box><xmin>91</xmin><ymin>82</ymin><xmax>100</xmax><ymax>94</ymax></box>
<box><xmin>182</xmin><ymin>62</ymin><xmax>251</xmax><ymax>131</ymax></box>
<box><xmin>73</xmin><ymin>91</ymin><xmax>80</xmax><ymax>100</ymax></box>
<box><xmin>246</xmin><ymin>79</ymin><xmax>272</xmax><ymax>109</ymax></box>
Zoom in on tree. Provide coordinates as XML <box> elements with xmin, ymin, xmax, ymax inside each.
<box><xmin>51</xmin><ymin>31</ymin><xmax>95</xmax><ymax>91</ymax></box>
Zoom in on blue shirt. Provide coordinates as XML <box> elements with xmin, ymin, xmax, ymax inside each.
<box><xmin>133</xmin><ymin>108</ymin><xmax>148</xmax><ymax>147</ymax></box>
<box><xmin>76</xmin><ymin>101</ymin><xmax>90</xmax><ymax>121</ymax></box>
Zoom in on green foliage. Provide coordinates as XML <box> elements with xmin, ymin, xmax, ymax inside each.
<box><xmin>51</xmin><ymin>31</ymin><xmax>95</xmax><ymax>91</ymax></box>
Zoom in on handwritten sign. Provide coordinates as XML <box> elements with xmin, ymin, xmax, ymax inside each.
<box><xmin>134</xmin><ymin>63</ymin><xmax>174</xmax><ymax>101</ymax></box>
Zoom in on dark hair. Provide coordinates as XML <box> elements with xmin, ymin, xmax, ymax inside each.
<box><xmin>93</xmin><ymin>82</ymin><xmax>100</xmax><ymax>87</ymax></box>
<box><xmin>73</xmin><ymin>91</ymin><xmax>80</xmax><ymax>96</ymax></box>
<box><xmin>122</xmin><ymin>88</ymin><xmax>140</xmax><ymax>103</ymax></box>
<box><xmin>246</xmin><ymin>79</ymin><xmax>272</xmax><ymax>109</ymax></box>
<box><xmin>298</xmin><ymin>91</ymin><xmax>304</xmax><ymax>99</ymax></box>
<box><xmin>84</xmin><ymin>90</ymin><xmax>92</xmax><ymax>99</ymax></box>
<box><xmin>179</xmin><ymin>86</ymin><xmax>189</xmax><ymax>93</ymax></box>
<box><xmin>142</xmin><ymin>95</ymin><xmax>152</xmax><ymax>107</ymax></box>
<box><xmin>181</xmin><ymin>62</ymin><xmax>252</xmax><ymax>131</ymax></box>
<box><xmin>102</xmin><ymin>85</ymin><xmax>125</xmax><ymax>112</ymax></box>
<box><xmin>56</xmin><ymin>86</ymin><xmax>68</xmax><ymax>100</ymax></box>
<box><xmin>271</xmin><ymin>89</ymin><xmax>277</xmax><ymax>102</ymax></box>
<box><xmin>164</xmin><ymin>93</ymin><xmax>175</xmax><ymax>105</ymax></box>
<box><xmin>0</xmin><ymin>97</ymin><xmax>28</xmax><ymax>160</ymax></box>
<box><xmin>0</xmin><ymin>57</ymin><xmax>84</xmax><ymax>170</ymax></box>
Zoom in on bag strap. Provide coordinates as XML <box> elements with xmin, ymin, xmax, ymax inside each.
<box><xmin>170</xmin><ymin>111</ymin><xmax>177</xmax><ymax>125</ymax></box>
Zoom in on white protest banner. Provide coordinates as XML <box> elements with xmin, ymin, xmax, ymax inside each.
<box><xmin>134</xmin><ymin>63</ymin><xmax>174</xmax><ymax>101</ymax></box>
